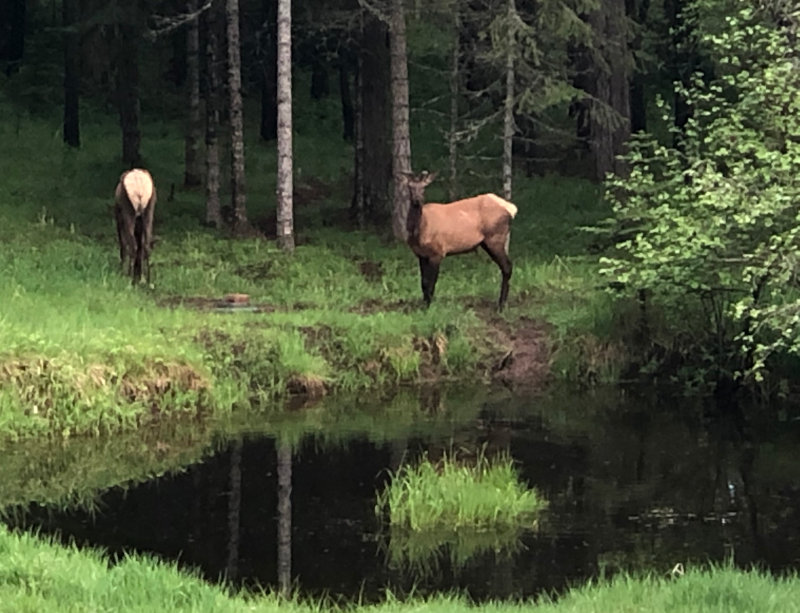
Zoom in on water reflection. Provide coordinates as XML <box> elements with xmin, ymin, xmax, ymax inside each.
<box><xmin>3</xmin><ymin>384</ymin><xmax>800</xmax><ymax>602</ymax></box>
<box><xmin>380</xmin><ymin>525</ymin><xmax>526</xmax><ymax>579</ymax></box>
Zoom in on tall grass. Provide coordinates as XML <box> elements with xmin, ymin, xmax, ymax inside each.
<box><xmin>3</xmin><ymin>525</ymin><xmax>800</xmax><ymax>612</ymax></box>
<box><xmin>375</xmin><ymin>449</ymin><xmax>546</xmax><ymax>531</ymax></box>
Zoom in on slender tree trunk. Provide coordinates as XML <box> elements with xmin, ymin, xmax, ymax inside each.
<box><xmin>351</xmin><ymin>28</ymin><xmax>365</xmax><ymax>226</ymax></box>
<box><xmin>117</xmin><ymin>22</ymin><xmax>141</xmax><ymax>166</ymax></box>
<box><xmin>276</xmin><ymin>0</ymin><xmax>295</xmax><ymax>251</ymax></box>
<box><xmin>226</xmin><ymin>0</ymin><xmax>248</xmax><ymax>231</ymax></box>
<box><xmin>277</xmin><ymin>439</ymin><xmax>292</xmax><ymax>597</ymax></box>
<box><xmin>184</xmin><ymin>0</ymin><xmax>203</xmax><ymax>187</ymax></box>
<box><xmin>339</xmin><ymin>53</ymin><xmax>354</xmax><ymax>142</ymax></box>
<box><xmin>63</xmin><ymin>0</ymin><xmax>80</xmax><ymax>148</ymax></box>
<box><xmin>502</xmin><ymin>0</ymin><xmax>516</xmax><ymax>201</ymax></box>
<box><xmin>390</xmin><ymin>0</ymin><xmax>412</xmax><ymax>241</ymax></box>
<box><xmin>359</xmin><ymin>12</ymin><xmax>392</xmax><ymax>222</ymax></box>
<box><xmin>225</xmin><ymin>440</ymin><xmax>242</xmax><ymax>581</ymax></box>
<box><xmin>447</xmin><ymin>8</ymin><xmax>461</xmax><ymax>201</ymax></box>
<box><xmin>5</xmin><ymin>0</ymin><xmax>25</xmax><ymax>75</ymax></box>
<box><xmin>627</xmin><ymin>0</ymin><xmax>649</xmax><ymax>133</ymax></box>
<box><xmin>205</xmin><ymin>1</ymin><xmax>222</xmax><ymax>226</ymax></box>
<box><xmin>260</xmin><ymin>0</ymin><xmax>277</xmax><ymax>141</ymax></box>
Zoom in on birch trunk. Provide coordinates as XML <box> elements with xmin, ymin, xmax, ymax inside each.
<box><xmin>226</xmin><ymin>0</ymin><xmax>248</xmax><ymax>231</ymax></box>
<box><xmin>184</xmin><ymin>0</ymin><xmax>202</xmax><ymax>187</ymax></box>
<box><xmin>276</xmin><ymin>0</ymin><xmax>295</xmax><ymax>252</ymax></box>
<box><xmin>390</xmin><ymin>0</ymin><xmax>412</xmax><ymax>241</ymax></box>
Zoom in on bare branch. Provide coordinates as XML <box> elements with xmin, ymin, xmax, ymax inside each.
<box><xmin>147</xmin><ymin>0</ymin><xmax>214</xmax><ymax>39</ymax></box>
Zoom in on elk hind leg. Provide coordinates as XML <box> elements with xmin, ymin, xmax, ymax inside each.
<box><xmin>481</xmin><ymin>237</ymin><xmax>513</xmax><ymax>310</ymax></box>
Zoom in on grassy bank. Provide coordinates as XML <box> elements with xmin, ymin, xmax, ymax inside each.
<box><xmin>0</xmin><ymin>105</ymin><xmax>621</xmax><ymax>440</ymax></box>
<box><xmin>2</xmin><ymin>524</ymin><xmax>798</xmax><ymax>613</ymax></box>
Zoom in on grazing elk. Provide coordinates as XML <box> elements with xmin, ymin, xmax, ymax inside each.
<box><xmin>401</xmin><ymin>171</ymin><xmax>518</xmax><ymax>310</ymax></box>
<box><xmin>114</xmin><ymin>168</ymin><xmax>157</xmax><ymax>284</ymax></box>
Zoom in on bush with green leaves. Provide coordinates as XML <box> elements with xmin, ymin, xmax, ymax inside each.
<box><xmin>598</xmin><ymin>0</ymin><xmax>800</xmax><ymax>386</ymax></box>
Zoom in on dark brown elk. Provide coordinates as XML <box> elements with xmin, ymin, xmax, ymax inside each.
<box><xmin>114</xmin><ymin>168</ymin><xmax>157</xmax><ymax>284</ymax></box>
<box><xmin>401</xmin><ymin>171</ymin><xmax>518</xmax><ymax>310</ymax></box>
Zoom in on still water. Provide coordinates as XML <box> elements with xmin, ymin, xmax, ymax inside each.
<box><xmin>5</xmin><ymin>384</ymin><xmax>800</xmax><ymax>602</ymax></box>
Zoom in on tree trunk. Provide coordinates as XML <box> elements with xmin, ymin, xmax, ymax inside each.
<box><xmin>276</xmin><ymin>0</ymin><xmax>295</xmax><ymax>251</ymax></box>
<box><xmin>390</xmin><ymin>0</ymin><xmax>412</xmax><ymax>241</ymax></box>
<box><xmin>226</xmin><ymin>0</ymin><xmax>248</xmax><ymax>231</ymax></box>
<box><xmin>184</xmin><ymin>0</ymin><xmax>203</xmax><ymax>187</ymax></box>
<box><xmin>502</xmin><ymin>0</ymin><xmax>516</xmax><ymax>201</ymax></box>
<box><xmin>260</xmin><ymin>0</ymin><xmax>277</xmax><ymax>141</ymax></box>
<box><xmin>666</xmin><ymin>0</ymin><xmax>692</xmax><ymax>144</ymax></box>
<box><xmin>447</xmin><ymin>7</ymin><xmax>461</xmax><ymax>201</ymax></box>
<box><xmin>63</xmin><ymin>0</ymin><xmax>80</xmax><ymax>148</ymax></box>
<box><xmin>338</xmin><ymin>53</ymin><xmax>354</xmax><ymax>142</ymax></box>
<box><xmin>205</xmin><ymin>0</ymin><xmax>222</xmax><ymax>227</ymax></box>
<box><xmin>586</xmin><ymin>0</ymin><xmax>631</xmax><ymax>180</ymax></box>
<box><xmin>627</xmin><ymin>0</ymin><xmax>649</xmax><ymax>133</ymax></box>
<box><xmin>351</xmin><ymin>29</ymin><xmax>365</xmax><ymax>226</ymax></box>
<box><xmin>277</xmin><ymin>439</ymin><xmax>292</xmax><ymax>598</ymax></box>
<box><xmin>117</xmin><ymin>22</ymin><xmax>141</xmax><ymax>166</ymax></box>
<box><xmin>359</xmin><ymin>11</ymin><xmax>392</xmax><ymax>223</ymax></box>
<box><xmin>4</xmin><ymin>0</ymin><xmax>25</xmax><ymax>75</ymax></box>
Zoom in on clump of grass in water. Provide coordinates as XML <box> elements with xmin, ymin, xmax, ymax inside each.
<box><xmin>375</xmin><ymin>449</ymin><xmax>546</xmax><ymax>531</ymax></box>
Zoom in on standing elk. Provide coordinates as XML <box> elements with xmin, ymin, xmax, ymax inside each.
<box><xmin>114</xmin><ymin>168</ymin><xmax>157</xmax><ymax>284</ymax></box>
<box><xmin>401</xmin><ymin>171</ymin><xmax>518</xmax><ymax>310</ymax></box>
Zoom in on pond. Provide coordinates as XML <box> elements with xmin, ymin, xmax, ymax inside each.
<box><xmin>4</xmin><ymin>384</ymin><xmax>800</xmax><ymax>602</ymax></box>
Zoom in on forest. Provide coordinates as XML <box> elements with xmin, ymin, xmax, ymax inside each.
<box><xmin>1</xmin><ymin>0</ymin><xmax>800</xmax><ymax>438</ymax></box>
<box><xmin>4</xmin><ymin>2</ymin><xmax>800</xmax><ymax>609</ymax></box>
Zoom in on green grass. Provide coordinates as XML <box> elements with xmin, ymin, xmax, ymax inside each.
<box><xmin>375</xmin><ymin>449</ymin><xmax>546</xmax><ymax>531</ymax></box>
<box><xmin>0</xmin><ymin>100</ymin><xmax>619</xmax><ymax>440</ymax></box>
<box><xmin>3</xmin><ymin>524</ymin><xmax>800</xmax><ymax>612</ymax></box>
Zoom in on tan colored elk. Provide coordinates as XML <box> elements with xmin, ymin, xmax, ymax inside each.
<box><xmin>114</xmin><ymin>168</ymin><xmax>157</xmax><ymax>284</ymax></box>
<box><xmin>401</xmin><ymin>171</ymin><xmax>518</xmax><ymax>310</ymax></box>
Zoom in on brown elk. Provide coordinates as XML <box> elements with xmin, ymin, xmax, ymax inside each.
<box><xmin>401</xmin><ymin>171</ymin><xmax>518</xmax><ymax>310</ymax></box>
<box><xmin>114</xmin><ymin>168</ymin><xmax>157</xmax><ymax>284</ymax></box>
